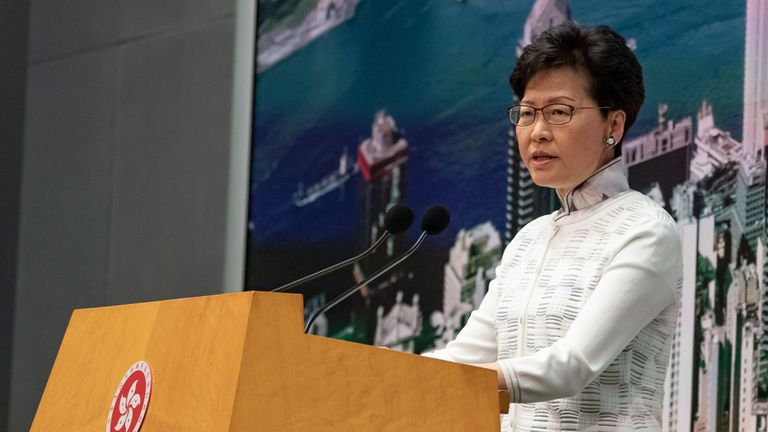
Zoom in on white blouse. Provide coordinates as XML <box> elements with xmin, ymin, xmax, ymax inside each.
<box><xmin>425</xmin><ymin>158</ymin><xmax>683</xmax><ymax>431</ymax></box>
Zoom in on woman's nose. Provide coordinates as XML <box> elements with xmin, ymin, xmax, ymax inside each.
<box><xmin>529</xmin><ymin>112</ymin><xmax>552</xmax><ymax>141</ymax></box>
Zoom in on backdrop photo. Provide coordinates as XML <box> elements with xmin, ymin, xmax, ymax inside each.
<box><xmin>247</xmin><ymin>0</ymin><xmax>768</xmax><ymax>430</ymax></box>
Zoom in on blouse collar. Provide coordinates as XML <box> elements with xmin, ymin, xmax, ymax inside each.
<box><xmin>554</xmin><ymin>157</ymin><xmax>629</xmax><ymax>220</ymax></box>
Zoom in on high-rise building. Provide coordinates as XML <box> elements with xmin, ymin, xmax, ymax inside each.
<box><xmin>664</xmin><ymin>218</ymin><xmax>698</xmax><ymax>432</ymax></box>
<box><xmin>432</xmin><ymin>222</ymin><xmax>502</xmax><ymax>349</ymax></box>
<box><xmin>505</xmin><ymin>0</ymin><xmax>569</xmax><ymax>243</ymax></box>
<box><xmin>691</xmin><ymin>101</ymin><xmax>743</xmax><ymax>183</ymax></box>
<box><xmin>373</xmin><ymin>291</ymin><xmax>422</xmax><ymax>353</ymax></box>
<box><xmin>758</xmin><ymin>238</ymin><xmax>768</xmax><ymax>404</ymax></box>
<box><xmin>732</xmin><ymin>2</ymin><xmax>768</xmax><ymax>264</ymax></box>
<box><xmin>742</xmin><ymin>0</ymin><xmax>768</xmax><ymax>160</ymax></box>
<box><xmin>353</xmin><ymin>110</ymin><xmax>409</xmax><ymax>343</ymax></box>
<box><xmin>624</xmin><ymin>105</ymin><xmax>693</xmax><ymax>168</ymax></box>
<box><xmin>743</xmin><ymin>4</ymin><xmax>768</xmax><ymax>418</ymax></box>
<box><xmin>738</xmin><ymin>321</ymin><xmax>759</xmax><ymax>432</ymax></box>
<box><xmin>734</xmin><ymin>156</ymin><xmax>765</xmax><ymax>256</ymax></box>
<box><xmin>699</xmin><ymin>324</ymin><xmax>731</xmax><ymax>432</ymax></box>
<box><xmin>691</xmin><ymin>103</ymin><xmax>745</xmax><ymax>256</ymax></box>
<box><xmin>445</xmin><ymin>222</ymin><xmax>502</xmax><ymax>311</ymax></box>
<box><xmin>683</xmin><ymin>199</ymin><xmax>764</xmax><ymax>432</ymax></box>
<box><xmin>357</xmin><ymin>110</ymin><xmax>409</xmax><ymax>262</ymax></box>
<box><xmin>505</xmin><ymin>130</ymin><xmax>559</xmax><ymax>242</ymax></box>
<box><xmin>515</xmin><ymin>0</ymin><xmax>571</xmax><ymax>58</ymax></box>
<box><xmin>667</xmin><ymin>6</ymin><xmax>768</xmax><ymax>430</ymax></box>
<box><xmin>624</xmin><ymin>104</ymin><xmax>693</xmax><ymax>210</ymax></box>
<box><xmin>726</xmin><ymin>263</ymin><xmax>761</xmax><ymax>431</ymax></box>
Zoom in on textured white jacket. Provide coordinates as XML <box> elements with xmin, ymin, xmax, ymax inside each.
<box><xmin>425</xmin><ymin>158</ymin><xmax>683</xmax><ymax>431</ymax></box>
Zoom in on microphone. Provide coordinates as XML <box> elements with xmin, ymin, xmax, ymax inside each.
<box><xmin>270</xmin><ymin>204</ymin><xmax>415</xmax><ymax>293</ymax></box>
<box><xmin>304</xmin><ymin>205</ymin><xmax>450</xmax><ymax>333</ymax></box>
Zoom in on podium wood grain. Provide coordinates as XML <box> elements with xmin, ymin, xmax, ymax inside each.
<box><xmin>32</xmin><ymin>292</ymin><xmax>502</xmax><ymax>431</ymax></box>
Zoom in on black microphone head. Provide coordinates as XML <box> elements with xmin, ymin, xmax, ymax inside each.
<box><xmin>420</xmin><ymin>205</ymin><xmax>450</xmax><ymax>235</ymax></box>
<box><xmin>384</xmin><ymin>204</ymin><xmax>415</xmax><ymax>234</ymax></box>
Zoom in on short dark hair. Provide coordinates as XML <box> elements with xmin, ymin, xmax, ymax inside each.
<box><xmin>509</xmin><ymin>21</ymin><xmax>644</xmax><ymax>154</ymax></box>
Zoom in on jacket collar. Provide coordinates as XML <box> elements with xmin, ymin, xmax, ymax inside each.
<box><xmin>554</xmin><ymin>157</ymin><xmax>629</xmax><ymax>221</ymax></box>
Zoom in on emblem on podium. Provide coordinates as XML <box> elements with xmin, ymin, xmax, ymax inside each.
<box><xmin>106</xmin><ymin>361</ymin><xmax>152</xmax><ymax>432</ymax></box>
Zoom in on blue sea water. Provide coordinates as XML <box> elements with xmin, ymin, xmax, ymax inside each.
<box><xmin>249</xmin><ymin>0</ymin><xmax>745</xmax><ymax>286</ymax></box>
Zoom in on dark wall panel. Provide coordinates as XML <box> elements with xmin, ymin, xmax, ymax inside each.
<box><xmin>11</xmin><ymin>0</ymin><xmax>236</xmax><ymax>430</ymax></box>
<box><xmin>107</xmin><ymin>20</ymin><xmax>234</xmax><ymax>304</ymax></box>
<box><xmin>0</xmin><ymin>0</ymin><xmax>30</xmax><ymax>429</ymax></box>
<box><xmin>11</xmin><ymin>48</ymin><xmax>118</xmax><ymax>431</ymax></box>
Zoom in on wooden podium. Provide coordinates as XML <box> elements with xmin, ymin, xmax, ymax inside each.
<box><xmin>32</xmin><ymin>291</ymin><xmax>505</xmax><ymax>431</ymax></box>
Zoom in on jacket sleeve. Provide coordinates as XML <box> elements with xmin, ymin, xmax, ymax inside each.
<box><xmin>498</xmin><ymin>217</ymin><xmax>682</xmax><ymax>403</ymax></box>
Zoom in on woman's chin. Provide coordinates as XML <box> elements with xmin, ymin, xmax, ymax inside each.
<box><xmin>528</xmin><ymin>175</ymin><xmax>557</xmax><ymax>189</ymax></box>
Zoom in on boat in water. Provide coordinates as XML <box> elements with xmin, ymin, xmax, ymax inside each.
<box><xmin>293</xmin><ymin>149</ymin><xmax>359</xmax><ymax>207</ymax></box>
<box><xmin>357</xmin><ymin>110</ymin><xmax>408</xmax><ymax>182</ymax></box>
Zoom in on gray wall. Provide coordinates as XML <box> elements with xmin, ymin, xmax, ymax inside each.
<box><xmin>1</xmin><ymin>0</ymin><xmax>30</xmax><ymax>430</ymax></box>
<box><xmin>10</xmin><ymin>0</ymin><xmax>248</xmax><ymax>429</ymax></box>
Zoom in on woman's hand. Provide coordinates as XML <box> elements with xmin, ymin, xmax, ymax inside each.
<box><xmin>476</xmin><ymin>362</ymin><xmax>507</xmax><ymax>390</ymax></box>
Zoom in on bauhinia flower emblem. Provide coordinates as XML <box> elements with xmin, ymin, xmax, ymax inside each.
<box><xmin>107</xmin><ymin>361</ymin><xmax>152</xmax><ymax>432</ymax></box>
<box><xmin>114</xmin><ymin>381</ymin><xmax>141</xmax><ymax>431</ymax></box>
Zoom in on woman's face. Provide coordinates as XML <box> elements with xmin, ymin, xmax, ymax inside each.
<box><xmin>516</xmin><ymin>67</ymin><xmax>625</xmax><ymax>197</ymax></box>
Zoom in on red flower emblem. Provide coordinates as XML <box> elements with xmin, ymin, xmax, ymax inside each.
<box><xmin>107</xmin><ymin>361</ymin><xmax>152</xmax><ymax>432</ymax></box>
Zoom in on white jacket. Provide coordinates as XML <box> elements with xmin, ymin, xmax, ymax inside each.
<box><xmin>426</xmin><ymin>158</ymin><xmax>683</xmax><ymax>431</ymax></box>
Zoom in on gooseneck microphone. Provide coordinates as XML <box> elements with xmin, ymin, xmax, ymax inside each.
<box><xmin>304</xmin><ymin>205</ymin><xmax>450</xmax><ymax>333</ymax></box>
<box><xmin>270</xmin><ymin>204</ymin><xmax>415</xmax><ymax>293</ymax></box>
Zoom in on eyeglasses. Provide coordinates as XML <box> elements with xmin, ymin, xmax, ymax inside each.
<box><xmin>507</xmin><ymin>103</ymin><xmax>611</xmax><ymax>126</ymax></box>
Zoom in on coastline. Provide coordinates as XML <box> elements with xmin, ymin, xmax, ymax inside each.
<box><xmin>257</xmin><ymin>0</ymin><xmax>362</xmax><ymax>73</ymax></box>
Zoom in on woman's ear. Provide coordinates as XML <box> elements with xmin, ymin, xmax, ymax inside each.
<box><xmin>609</xmin><ymin>110</ymin><xmax>627</xmax><ymax>143</ymax></box>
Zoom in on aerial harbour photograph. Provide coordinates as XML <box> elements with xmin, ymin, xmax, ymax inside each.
<box><xmin>248</xmin><ymin>1</ymin><xmax>768</xmax><ymax>430</ymax></box>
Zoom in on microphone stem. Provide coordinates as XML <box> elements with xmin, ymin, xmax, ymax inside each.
<box><xmin>304</xmin><ymin>231</ymin><xmax>428</xmax><ymax>333</ymax></box>
<box><xmin>271</xmin><ymin>232</ymin><xmax>391</xmax><ymax>293</ymax></box>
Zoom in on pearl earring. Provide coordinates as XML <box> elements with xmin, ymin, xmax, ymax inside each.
<box><xmin>604</xmin><ymin>134</ymin><xmax>617</xmax><ymax>148</ymax></box>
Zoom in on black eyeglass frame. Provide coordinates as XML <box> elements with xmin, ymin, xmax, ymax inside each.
<box><xmin>506</xmin><ymin>103</ymin><xmax>612</xmax><ymax>126</ymax></box>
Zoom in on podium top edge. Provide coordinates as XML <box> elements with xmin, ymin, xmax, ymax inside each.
<box><xmin>71</xmin><ymin>290</ymin><xmax>303</xmax><ymax>314</ymax></box>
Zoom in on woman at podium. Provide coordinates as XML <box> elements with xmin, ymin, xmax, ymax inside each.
<box><xmin>424</xmin><ymin>21</ymin><xmax>682</xmax><ymax>431</ymax></box>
